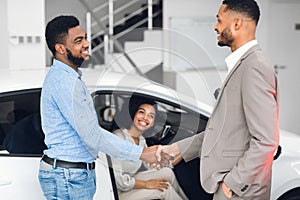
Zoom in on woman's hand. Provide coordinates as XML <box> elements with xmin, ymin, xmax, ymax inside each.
<box><xmin>145</xmin><ymin>179</ymin><xmax>169</xmax><ymax>192</ymax></box>
<box><xmin>135</xmin><ymin>179</ymin><xmax>169</xmax><ymax>192</ymax></box>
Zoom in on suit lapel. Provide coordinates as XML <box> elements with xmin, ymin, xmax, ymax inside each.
<box><xmin>202</xmin><ymin>45</ymin><xmax>261</xmax><ymax>157</ymax></box>
<box><xmin>212</xmin><ymin>45</ymin><xmax>261</xmax><ymax>111</ymax></box>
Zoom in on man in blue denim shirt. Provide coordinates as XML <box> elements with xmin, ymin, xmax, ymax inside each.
<box><xmin>39</xmin><ymin>15</ymin><xmax>163</xmax><ymax>200</ymax></box>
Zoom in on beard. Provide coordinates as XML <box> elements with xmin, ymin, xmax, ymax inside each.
<box><xmin>66</xmin><ymin>48</ymin><xmax>85</xmax><ymax>67</ymax></box>
<box><xmin>217</xmin><ymin>27</ymin><xmax>234</xmax><ymax>47</ymax></box>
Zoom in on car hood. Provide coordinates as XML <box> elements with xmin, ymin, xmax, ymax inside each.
<box><xmin>82</xmin><ymin>68</ymin><xmax>213</xmax><ymax>117</ymax></box>
<box><xmin>0</xmin><ymin>68</ymin><xmax>48</xmax><ymax>93</ymax></box>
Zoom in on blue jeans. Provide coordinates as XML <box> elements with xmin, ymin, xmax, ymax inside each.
<box><xmin>38</xmin><ymin>160</ymin><xmax>96</xmax><ymax>200</ymax></box>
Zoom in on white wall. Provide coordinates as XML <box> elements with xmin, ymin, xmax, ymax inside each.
<box><xmin>0</xmin><ymin>0</ymin><xmax>9</xmax><ymax>68</ymax></box>
<box><xmin>6</xmin><ymin>0</ymin><xmax>45</xmax><ymax>69</ymax></box>
<box><xmin>9</xmin><ymin>0</ymin><xmax>296</xmax><ymax>134</ymax></box>
<box><xmin>163</xmin><ymin>0</ymin><xmax>222</xmax><ymax>70</ymax></box>
<box><xmin>268</xmin><ymin>2</ymin><xmax>300</xmax><ymax>134</ymax></box>
<box><xmin>163</xmin><ymin>0</ymin><xmax>271</xmax><ymax>70</ymax></box>
<box><xmin>163</xmin><ymin>0</ymin><xmax>300</xmax><ymax>134</ymax></box>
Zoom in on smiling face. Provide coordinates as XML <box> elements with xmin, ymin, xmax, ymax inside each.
<box><xmin>132</xmin><ymin>104</ymin><xmax>156</xmax><ymax>134</ymax></box>
<box><xmin>65</xmin><ymin>26</ymin><xmax>90</xmax><ymax>67</ymax></box>
<box><xmin>215</xmin><ymin>4</ymin><xmax>235</xmax><ymax>48</ymax></box>
<box><xmin>55</xmin><ymin>26</ymin><xmax>90</xmax><ymax>70</ymax></box>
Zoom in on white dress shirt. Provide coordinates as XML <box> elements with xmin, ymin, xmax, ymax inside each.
<box><xmin>225</xmin><ymin>40</ymin><xmax>258</xmax><ymax>77</ymax></box>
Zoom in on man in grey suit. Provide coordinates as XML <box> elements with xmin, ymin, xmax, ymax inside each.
<box><xmin>157</xmin><ymin>0</ymin><xmax>279</xmax><ymax>199</ymax></box>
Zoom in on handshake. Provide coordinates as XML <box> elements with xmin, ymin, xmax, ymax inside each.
<box><xmin>140</xmin><ymin>143</ymin><xmax>181</xmax><ymax>169</ymax></box>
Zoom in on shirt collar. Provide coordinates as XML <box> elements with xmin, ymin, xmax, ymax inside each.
<box><xmin>225</xmin><ymin>40</ymin><xmax>258</xmax><ymax>74</ymax></box>
<box><xmin>52</xmin><ymin>59</ymin><xmax>82</xmax><ymax>79</ymax></box>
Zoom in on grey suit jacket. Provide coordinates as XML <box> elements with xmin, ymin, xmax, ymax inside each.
<box><xmin>177</xmin><ymin>45</ymin><xmax>279</xmax><ymax>200</ymax></box>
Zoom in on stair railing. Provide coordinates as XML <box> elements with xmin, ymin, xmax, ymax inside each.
<box><xmin>79</xmin><ymin>0</ymin><xmax>161</xmax><ymax>76</ymax></box>
<box><xmin>148</xmin><ymin>0</ymin><xmax>153</xmax><ymax>30</ymax></box>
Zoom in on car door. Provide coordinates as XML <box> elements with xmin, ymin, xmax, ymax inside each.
<box><xmin>0</xmin><ymin>89</ymin><xmax>45</xmax><ymax>199</ymax></box>
<box><xmin>92</xmin><ymin>90</ymin><xmax>213</xmax><ymax>200</ymax></box>
<box><xmin>0</xmin><ymin>88</ymin><xmax>116</xmax><ymax>200</ymax></box>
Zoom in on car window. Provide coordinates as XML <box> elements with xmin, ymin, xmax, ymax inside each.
<box><xmin>0</xmin><ymin>89</ymin><xmax>46</xmax><ymax>155</ymax></box>
<box><xmin>93</xmin><ymin>91</ymin><xmax>210</xmax><ymax>200</ymax></box>
<box><xmin>92</xmin><ymin>91</ymin><xmax>208</xmax><ymax>146</ymax></box>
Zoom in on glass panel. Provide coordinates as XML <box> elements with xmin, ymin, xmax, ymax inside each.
<box><xmin>0</xmin><ymin>90</ymin><xmax>46</xmax><ymax>155</ymax></box>
<box><xmin>93</xmin><ymin>91</ymin><xmax>208</xmax><ymax>146</ymax></box>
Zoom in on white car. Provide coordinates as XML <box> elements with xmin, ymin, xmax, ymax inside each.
<box><xmin>0</xmin><ymin>68</ymin><xmax>299</xmax><ymax>200</ymax></box>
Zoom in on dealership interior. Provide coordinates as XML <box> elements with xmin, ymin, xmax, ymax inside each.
<box><xmin>1</xmin><ymin>0</ymin><xmax>300</xmax><ymax>199</ymax></box>
<box><xmin>1</xmin><ymin>0</ymin><xmax>300</xmax><ymax>135</ymax></box>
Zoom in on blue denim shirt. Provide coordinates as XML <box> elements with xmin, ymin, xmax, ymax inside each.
<box><xmin>41</xmin><ymin>59</ymin><xmax>143</xmax><ymax>163</ymax></box>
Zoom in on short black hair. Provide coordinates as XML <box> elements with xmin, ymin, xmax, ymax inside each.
<box><xmin>222</xmin><ymin>0</ymin><xmax>260</xmax><ymax>25</ymax></box>
<box><xmin>45</xmin><ymin>15</ymin><xmax>79</xmax><ymax>56</ymax></box>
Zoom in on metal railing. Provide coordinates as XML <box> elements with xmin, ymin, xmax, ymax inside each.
<box><xmin>79</xmin><ymin>0</ymin><xmax>161</xmax><ymax>75</ymax></box>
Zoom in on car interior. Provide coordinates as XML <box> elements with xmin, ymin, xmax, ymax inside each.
<box><xmin>93</xmin><ymin>91</ymin><xmax>213</xmax><ymax>200</ymax></box>
<box><xmin>0</xmin><ymin>89</ymin><xmax>46</xmax><ymax>155</ymax></box>
<box><xmin>0</xmin><ymin>89</ymin><xmax>212</xmax><ymax>199</ymax></box>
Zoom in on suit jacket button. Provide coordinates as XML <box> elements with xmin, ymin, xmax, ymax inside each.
<box><xmin>241</xmin><ymin>185</ymin><xmax>249</xmax><ymax>192</ymax></box>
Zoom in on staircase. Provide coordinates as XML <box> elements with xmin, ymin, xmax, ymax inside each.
<box><xmin>78</xmin><ymin>0</ymin><xmax>163</xmax><ymax>79</ymax></box>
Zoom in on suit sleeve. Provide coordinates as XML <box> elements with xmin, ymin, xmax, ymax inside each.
<box><xmin>224</xmin><ymin>61</ymin><xmax>279</xmax><ymax>196</ymax></box>
<box><xmin>177</xmin><ymin>131</ymin><xmax>205</xmax><ymax>162</ymax></box>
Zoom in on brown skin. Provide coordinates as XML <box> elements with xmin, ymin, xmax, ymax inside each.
<box><xmin>132</xmin><ymin>104</ymin><xmax>162</xmax><ymax>166</ymax></box>
<box><xmin>52</xmin><ymin>26</ymin><xmax>163</xmax><ymax>166</ymax></box>
<box><xmin>140</xmin><ymin>145</ymin><xmax>163</xmax><ymax>165</ymax></box>
<box><xmin>214</xmin><ymin>4</ymin><xmax>257</xmax><ymax>52</ymax></box>
<box><xmin>135</xmin><ymin>178</ymin><xmax>169</xmax><ymax>192</ymax></box>
<box><xmin>128</xmin><ymin>104</ymin><xmax>169</xmax><ymax>191</ymax></box>
<box><xmin>54</xmin><ymin>26</ymin><xmax>90</xmax><ymax>71</ymax></box>
<box><xmin>214</xmin><ymin>4</ymin><xmax>258</xmax><ymax>198</ymax></box>
<box><xmin>129</xmin><ymin>104</ymin><xmax>156</xmax><ymax>140</ymax></box>
<box><xmin>159</xmin><ymin>4</ymin><xmax>260</xmax><ymax>198</ymax></box>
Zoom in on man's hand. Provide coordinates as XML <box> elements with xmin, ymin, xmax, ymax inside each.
<box><xmin>140</xmin><ymin>145</ymin><xmax>160</xmax><ymax>164</ymax></box>
<box><xmin>221</xmin><ymin>182</ymin><xmax>232</xmax><ymax>198</ymax></box>
<box><xmin>140</xmin><ymin>145</ymin><xmax>175</xmax><ymax>169</ymax></box>
<box><xmin>149</xmin><ymin>143</ymin><xmax>181</xmax><ymax>169</ymax></box>
<box><xmin>155</xmin><ymin>143</ymin><xmax>181</xmax><ymax>163</ymax></box>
